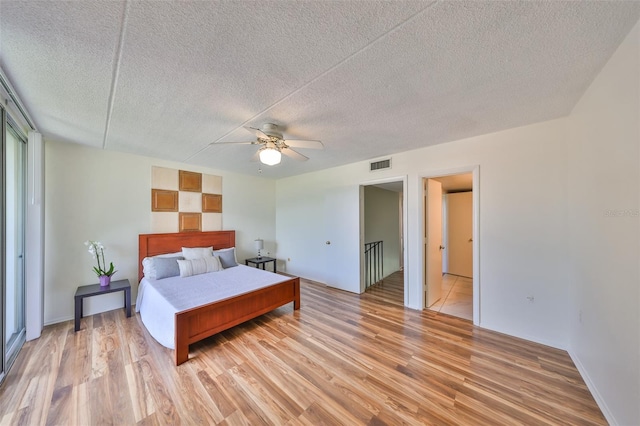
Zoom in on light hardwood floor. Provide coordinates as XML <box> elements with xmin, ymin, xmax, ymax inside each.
<box><xmin>0</xmin><ymin>276</ymin><xmax>605</xmax><ymax>425</ymax></box>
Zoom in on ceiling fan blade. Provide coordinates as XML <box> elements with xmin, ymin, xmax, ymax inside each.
<box><xmin>284</xmin><ymin>139</ymin><xmax>324</xmax><ymax>150</ymax></box>
<box><xmin>281</xmin><ymin>147</ymin><xmax>309</xmax><ymax>162</ymax></box>
<box><xmin>211</xmin><ymin>141</ymin><xmax>256</xmax><ymax>145</ymax></box>
<box><xmin>244</xmin><ymin>126</ymin><xmax>270</xmax><ymax>140</ymax></box>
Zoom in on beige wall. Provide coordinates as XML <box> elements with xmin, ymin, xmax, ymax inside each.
<box><xmin>44</xmin><ymin>140</ymin><xmax>276</xmax><ymax>324</ymax></box>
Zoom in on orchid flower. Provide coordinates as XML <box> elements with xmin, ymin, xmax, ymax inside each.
<box><xmin>84</xmin><ymin>240</ymin><xmax>116</xmax><ymax>277</ymax></box>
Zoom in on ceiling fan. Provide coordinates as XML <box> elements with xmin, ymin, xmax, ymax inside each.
<box><xmin>213</xmin><ymin>123</ymin><xmax>323</xmax><ymax>166</ymax></box>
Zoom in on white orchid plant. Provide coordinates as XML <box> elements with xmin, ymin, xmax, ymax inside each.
<box><xmin>84</xmin><ymin>240</ymin><xmax>116</xmax><ymax>277</ymax></box>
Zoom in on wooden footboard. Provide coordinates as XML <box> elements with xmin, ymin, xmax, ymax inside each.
<box><xmin>139</xmin><ymin>231</ymin><xmax>301</xmax><ymax>366</ymax></box>
<box><xmin>174</xmin><ymin>276</ymin><xmax>300</xmax><ymax>365</ymax></box>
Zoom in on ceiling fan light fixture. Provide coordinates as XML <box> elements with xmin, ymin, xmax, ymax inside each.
<box><xmin>259</xmin><ymin>147</ymin><xmax>281</xmax><ymax>165</ymax></box>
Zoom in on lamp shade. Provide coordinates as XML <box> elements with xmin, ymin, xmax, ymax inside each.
<box><xmin>259</xmin><ymin>148</ymin><xmax>281</xmax><ymax>165</ymax></box>
<box><xmin>254</xmin><ymin>238</ymin><xmax>264</xmax><ymax>258</ymax></box>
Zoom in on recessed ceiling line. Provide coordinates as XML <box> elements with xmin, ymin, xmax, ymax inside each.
<box><xmin>101</xmin><ymin>0</ymin><xmax>131</xmax><ymax>150</ymax></box>
<box><xmin>183</xmin><ymin>0</ymin><xmax>440</xmax><ymax>163</ymax></box>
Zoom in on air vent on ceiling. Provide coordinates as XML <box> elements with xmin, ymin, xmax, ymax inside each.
<box><xmin>370</xmin><ymin>158</ymin><xmax>391</xmax><ymax>172</ymax></box>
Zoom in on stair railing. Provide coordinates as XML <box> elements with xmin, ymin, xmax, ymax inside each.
<box><xmin>364</xmin><ymin>241</ymin><xmax>383</xmax><ymax>289</ymax></box>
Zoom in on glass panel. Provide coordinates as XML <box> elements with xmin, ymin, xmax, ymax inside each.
<box><xmin>5</xmin><ymin>124</ymin><xmax>26</xmax><ymax>364</ymax></box>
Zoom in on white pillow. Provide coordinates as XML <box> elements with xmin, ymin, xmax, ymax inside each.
<box><xmin>182</xmin><ymin>246</ymin><xmax>213</xmax><ymax>260</ymax></box>
<box><xmin>177</xmin><ymin>256</ymin><xmax>222</xmax><ymax>277</ymax></box>
<box><xmin>142</xmin><ymin>251</ymin><xmax>183</xmax><ymax>279</ymax></box>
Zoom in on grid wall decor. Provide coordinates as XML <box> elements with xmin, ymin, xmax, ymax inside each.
<box><xmin>151</xmin><ymin>166</ymin><xmax>222</xmax><ymax>232</ymax></box>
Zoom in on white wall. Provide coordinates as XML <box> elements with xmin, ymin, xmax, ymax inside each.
<box><xmin>364</xmin><ymin>186</ymin><xmax>401</xmax><ymax>278</ymax></box>
<box><xmin>276</xmin><ymin>117</ymin><xmax>569</xmax><ymax>349</ymax></box>
<box><xmin>26</xmin><ymin>132</ymin><xmax>44</xmax><ymax>340</ymax></box>
<box><xmin>567</xmin><ymin>21</ymin><xmax>639</xmax><ymax>426</ymax></box>
<box><xmin>44</xmin><ymin>140</ymin><xmax>276</xmax><ymax>324</ymax></box>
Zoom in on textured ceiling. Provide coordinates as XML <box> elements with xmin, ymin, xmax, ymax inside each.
<box><xmin>1</xmin><ymin>1</ymin><xmax>639</xmax><ymax>178</ymax></box>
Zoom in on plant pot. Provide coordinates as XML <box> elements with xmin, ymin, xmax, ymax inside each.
<box><xmin>99</xmin><ymin>275</ymin><xmax>111</xmax><ymax>287</ymax></box>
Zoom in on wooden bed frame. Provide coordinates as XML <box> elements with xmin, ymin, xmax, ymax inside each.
<box><xmin>138</xmin><ymin>231</ymin><xmax>300</xmax><ymax>365</ymax></box>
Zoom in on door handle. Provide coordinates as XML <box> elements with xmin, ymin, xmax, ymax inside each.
<box><xmin>468</xmin><ymin>238</ymin><xmax>473</xmax><ymax>242</ymax></box>
<box><xmin>439</xmin><ymin>245</ymin><xmax>445</xmax><ymax>250</ymax></box>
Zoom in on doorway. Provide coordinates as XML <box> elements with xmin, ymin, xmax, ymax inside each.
<box><xmin>361</xmin><ymin>178</ymin><xmax>406</xmax><ymax>302</ymax></box>
<box><xmin>423</xmin><ymin>169</ymin><xmax>478</xmax><ymax>323</ymax></box>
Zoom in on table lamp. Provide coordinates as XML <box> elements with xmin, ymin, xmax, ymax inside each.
<box><xmin>255</xmin><ymin>239</ymin><xmax>264</xmax><ymax>258</ymax></box>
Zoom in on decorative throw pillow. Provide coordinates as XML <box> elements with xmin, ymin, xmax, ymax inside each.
<box><xmin>153</xmin><ymin>256</ymin><xmax>183</xmax><ymax>280</ymax></box>
<box><xmin>177</xmin><ymin>256</ymin><xmax>222</xmax><ymax>277</ymax></box>
<box><xmin>214</xmin><ymin>247</ymin><xmax>238</xmax><ymax>268</ymax></box>
<box><xmin>182</xmin><ymin>246</ymin><xmax>213</xmax><ymax>260</ymax></box>
<box><xmin>142</xmin><ymin>251</ymin><xmax>183</xmax><ymax>279</ymax></box>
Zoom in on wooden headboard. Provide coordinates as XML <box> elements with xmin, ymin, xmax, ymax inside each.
<box><xmin>138</xmin><ymin>230</ymin><xmax>236</xmax><ymax>282</ymax></box>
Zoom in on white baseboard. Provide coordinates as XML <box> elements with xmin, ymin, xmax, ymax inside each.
<box><xmin>477</xmin><ymin>321</ymin><xmax>566</xmax><ymax>351</ymax></box>
<box><xmin>44</xmin><ymin>315</ymin><xmax>73</xmax><ymax>326</ymax></box>
<box><xmin>568</xmin><ymin>349</ymin><xmax>616</xmax><ymax>425</ymax></box>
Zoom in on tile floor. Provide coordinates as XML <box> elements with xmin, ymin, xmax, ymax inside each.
<box><xmin>429</xmin><ymin>274</ymin><xmax>473</xmax><ymax>320</ymax></box>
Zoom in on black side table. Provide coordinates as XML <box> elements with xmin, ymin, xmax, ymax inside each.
<box><xmin>245</xmin><ymin>257</ymin><xmax>277</xmax><ymax>273</ymax></box>
<box><xmin>74</xmin><ymin>278</ymin><xmax>131</xmax><ymax>332</ymax></box>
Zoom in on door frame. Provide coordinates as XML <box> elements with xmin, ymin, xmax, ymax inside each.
<box><xmin>419</xmin><ymin>165</ymin><xmax>480</xmax><ymax>325</ymax></box>
<box><xmin>359</xmin><ymin>175</ymin><xmax>408</xmax><ymax>297</ymax></box>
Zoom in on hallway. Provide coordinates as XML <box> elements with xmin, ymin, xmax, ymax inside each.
<box><xmin>363</xmin><ymin>270</ymin><xmax>404</xmax><ymax>307</ymax></box>
<box><xmin>365</xmin><ymin>272</ymin><xmax>472</xmax><ymax>321</ymax></box>
<box><xmin>428</xmin><ymin>274</ymin><xmax>473</xmax><ymax>320</ymax></box>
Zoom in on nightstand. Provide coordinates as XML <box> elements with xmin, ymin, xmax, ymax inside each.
<box><xmin>245</xmin><ymin>256</ymin><xmax>277</xmax><ymax>273</ymax></box>
<box><xmin>74</xmin><ymin>278</ymin><xmax>131</xmax><ymax>332</ymax></box>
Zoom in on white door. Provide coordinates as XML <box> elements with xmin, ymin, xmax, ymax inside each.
<box><xmin>424</xmin><ymin>179</ymin><xmax>443</xmax><ymax>307</ymax></box>
<box><xmin>324</xmin><ymin>186</ymin><xmax>361</xmax><ymax>293</ymax></box>
<box><xmin>447</xmin><ymin>192</ymin><xmax>473</xmax><ymax>278</ymax></box>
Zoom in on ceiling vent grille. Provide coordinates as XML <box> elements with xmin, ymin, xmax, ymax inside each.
<box><xmin>370</xmin><ymin>158</ymin><xmax>391</xmax><ymax>172</ymax></box>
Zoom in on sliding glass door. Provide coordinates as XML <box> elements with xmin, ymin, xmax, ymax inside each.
<box><xmin>1</xmin><ymin>108</ymin><xmax>27</xmax><ymax>380</ymax></box>
<box><xmin>5</xmin><ymin>120</ymin><xmax>26</xmax><ymax>365</ymax></box>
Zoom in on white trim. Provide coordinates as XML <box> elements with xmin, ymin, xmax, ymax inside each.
<box><xmin>25</xmin><ymin>131</ymin><xmax>44</xmax><ymax>340</ymax></box>
<box><xmin>359</xmin><ymin>185</ymin><xmax>365</xmax><ymax>292</ymax></box>
<box><xmin>472</xmin><ymin>166</ymin><xmax>480</xmax><ymax>325</ymax></box>
<box><xmin>569</xmin><ymin>350</ymin><xmax>616</xmax><ymax>425</ymax></box>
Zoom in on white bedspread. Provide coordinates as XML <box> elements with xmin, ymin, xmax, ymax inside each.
<box><xmin>135</xmin><ymin>264</ymin><xmax>291</xmax><ymax>349</ymax></box>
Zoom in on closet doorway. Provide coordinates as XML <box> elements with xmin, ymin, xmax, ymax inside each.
<box><xmin>423</xmin><ymin>169</ymin><xmax>478</xmax><ymax>323</ymax></box>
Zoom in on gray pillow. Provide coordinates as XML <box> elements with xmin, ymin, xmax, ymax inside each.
<box><xmin>214</xmin><ymin>248</ymin><xmax>238</xmax><ymax>268</ymax></box>
<box><xmin>154</xmin><ymin>256</ymin><xmax>183</xmax><ymax>279</ymax></box>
